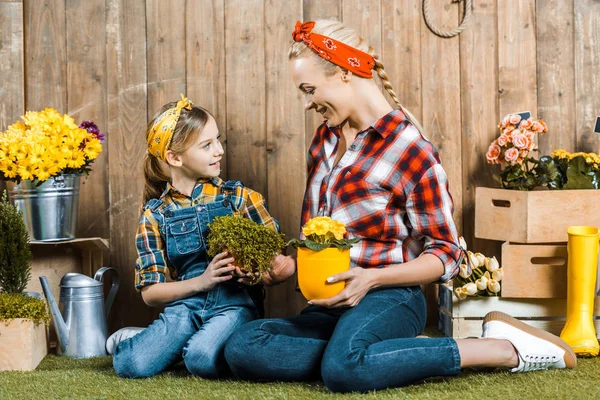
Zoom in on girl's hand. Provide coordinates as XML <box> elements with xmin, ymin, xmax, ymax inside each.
<box><xmin>309</xmin><ymin>267</ymin><xmax>376</xmax><ymax>308</ymax></box>
<box><xmin>196</xmin><ymin>251</ymin><xmax>236</xmax><ymax>292</ymax></box>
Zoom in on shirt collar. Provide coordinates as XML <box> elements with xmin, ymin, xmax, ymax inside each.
<box><xmin>371</xmin><ymin>109</ymin><xmax>407</xmax><ymax>138</ymax></box>
<box><xmin>160</xmin><ymin>176</ymin><xmax>223</xmax><ymax>199</ymax></box>
<box><xmin>327</xmin><ymin>109</ymin><xmax>407</xmax><ymax>139</ymax></box>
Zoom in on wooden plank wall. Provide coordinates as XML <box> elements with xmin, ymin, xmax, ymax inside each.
<box><xmin>1</xmin><ymin>0</ymin><xmax>599</xmax><ymax>329</ymax></box>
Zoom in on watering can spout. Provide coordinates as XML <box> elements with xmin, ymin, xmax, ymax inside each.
<box><xmin>39</xmin><ymin>276</ymin><xmax>68</xmax><ymax>353</ymax></box>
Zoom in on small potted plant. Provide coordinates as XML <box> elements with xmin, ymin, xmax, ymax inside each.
<box><xmin>0</xmin><ymin>109</ymin><xmax>104</xmax><ymax>241</ymax></box>
<box><xmin>206</xmin><ymin>215</ymin><xmax>285</xmax><ymax>284</ymax></box>
<box><xmin>287</xmin><ymin>216</ymin><xmax>359</xmax><ymax>300</ymax></box>
<box><xmin>485</xmin><ymin>112</ymin><xmax>549</xmax><ymax>190</ymax></box>
<box><xmin>0</xmin><ymin>191</ymin><xmax>51</xmax><ymax>371</ymax></box>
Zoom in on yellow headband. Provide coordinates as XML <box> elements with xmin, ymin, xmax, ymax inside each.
<box><xmin>147</xmin><ymin>94</ymin><xmax>193</xmax><ymax>161</ymax></box>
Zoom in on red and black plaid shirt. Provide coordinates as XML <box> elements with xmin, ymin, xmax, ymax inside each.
<box><xmin>301</xmin><ymin>110</ymin><xmax>462</xmax><ymax>282</ymax></box>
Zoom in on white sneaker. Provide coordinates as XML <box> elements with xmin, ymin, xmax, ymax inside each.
<box><xmin>481</xmin><ymin>311</ymin><xmax>577</xmax><ymax>372</ymax></box>
<box><xmin>106</xmin><ymin>327</ymin><xmax>145</xmax><ymax>355</ymax></box>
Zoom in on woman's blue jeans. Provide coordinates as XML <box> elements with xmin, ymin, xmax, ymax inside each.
<box><xmin>224</xmin><ymin>286</ymin><xmax>461</xmax><ymax>393</ymax></box>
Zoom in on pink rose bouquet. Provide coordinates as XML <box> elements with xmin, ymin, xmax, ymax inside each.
<box><xmin>485</xmin><ymin>113</ymin><xmax>549</xmax><ymax>190</ymax></box>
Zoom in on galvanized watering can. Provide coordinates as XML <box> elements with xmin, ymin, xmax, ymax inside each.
<box><xmin>39</xmin><ymin>267</ymin><xmax>119</xmax><ymax>358</ymax></box>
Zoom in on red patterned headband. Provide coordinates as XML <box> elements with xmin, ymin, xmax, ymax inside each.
<box><xmin>292</xmin><ymin>21</ymin><xmax>375</xmax><ymax>79</ymax></box>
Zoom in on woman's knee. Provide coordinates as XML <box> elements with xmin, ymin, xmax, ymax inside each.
<box><xmin>321</xmin><ymin>350</ymin><xmax>373</xmax><ymax>393</ymax></box>
<box><xmin>223</xmin><ymin>319</ymin><xmax>271</xmax><ymax>374</ymax></box>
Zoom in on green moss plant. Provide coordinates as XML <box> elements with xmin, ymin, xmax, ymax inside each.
<box><xmin>0</xmin><ymin>293</ymin><xmax>50</xmax><ymax>326</ymax></box>
<box><xmin>207</xmin><ymin>215</ymin><xmax>285</xmax><ymax>284</ymax></box>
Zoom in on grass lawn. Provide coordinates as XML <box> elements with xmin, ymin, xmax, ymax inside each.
<box><xmin>1</xmin><ymin>352</ymin><xmax>600</xmax><ymax>399</ymax></box>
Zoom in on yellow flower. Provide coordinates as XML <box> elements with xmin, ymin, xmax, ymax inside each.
<box><xmin>311</xmin><ymin>219</ymin><xmax>330</xmax><ymax>236</ymax></box>
<box><xmin>0</xmin><ymin>108</ymin><xmax>103</xmax><ymax>182</ymax></box>
<box><xmin>331</xmin><ymin>220</ymin><xmax>346</xmax><ymax>240</ymax></box>
<box><xmin>302</xmin><ymin>225</ymin><xmax>315</xmax><ymax>237</ymax></box>
<box><xmin>0</xmin><ymin>160</ymin><xmax>17</xmax><ymax>179</ymax></box>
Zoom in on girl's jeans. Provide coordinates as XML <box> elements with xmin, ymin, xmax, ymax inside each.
<box><xmin>114</xmin><ymin>190</ymin><xmax>258</xmax><ymax>378</ymax></box>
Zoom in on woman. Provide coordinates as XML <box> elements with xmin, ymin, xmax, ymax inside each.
<box><xmin>224</xmin><ymin>20</ymin><xmax>576</xmax><ymax>393</ymax></box>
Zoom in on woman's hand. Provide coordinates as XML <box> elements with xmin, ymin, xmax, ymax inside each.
<box><xmin>234</xmin><ymin>254</ymin><xmax>296</xmax><ymax>286</ymax></box>
<box><xmin>262</xmin><ymin>254</ymin><xmax>297</xmax><ymax>286</ymax></box>
<box><xmin>309</xmin><ymin>267</ymin><xmax>377</xmax><ymax>308</ymax></box>
<box><xmin>195</xmin><ymin>251</ymin><xmax>237</xmax><ymax>291</ymax></box>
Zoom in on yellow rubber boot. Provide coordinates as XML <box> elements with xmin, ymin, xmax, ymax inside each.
<box><xmin>559</xmin><ymin>226</ymin><xmax>600</xmax><ymax>357</ymax></box>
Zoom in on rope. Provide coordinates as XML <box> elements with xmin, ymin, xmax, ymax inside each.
<box><xmin>423</xmin><ymin>0</ymin><xmax>473</xmax><ymax>38</ymax></box>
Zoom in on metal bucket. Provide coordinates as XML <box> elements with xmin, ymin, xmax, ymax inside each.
<box><xmin>6</xmin><ymin>174</ymin><xmax>80</xmax><ymax>242</ymax></box>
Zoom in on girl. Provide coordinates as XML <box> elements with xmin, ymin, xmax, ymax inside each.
<box><xmin>223</xmin><ymin>20</ymin><xmax>576</xmax><ymax>392</ymax></box>
<box><xmin>110</xmin><ymin>95</ymin><xmax>281</xmax><ymax>379</ymax></box>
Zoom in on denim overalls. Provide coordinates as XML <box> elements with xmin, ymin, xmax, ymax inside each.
<box><xmin>113</xmin><ymin>180</ymin><xmax>260</xmax><ymax>378</ymax></box>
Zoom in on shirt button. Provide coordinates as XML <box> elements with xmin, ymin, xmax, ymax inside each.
<box><xmin>349</xmin><ymin>144</ymin><xmax>356</xmax><ymax>151</ymax></box>
<box><xmin>318</xmin><ymin>207</ymin><xmax>324</xmax><ymax>214</ymax></box>
<box><xmin>196</xmin><ymin>205</ymin><xmax>205</xmax><ymax>212</ymax></box>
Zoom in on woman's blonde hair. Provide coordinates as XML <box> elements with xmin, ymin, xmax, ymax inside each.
<box><xmin>143</xmin><ymin>103</ymin><xmax>213</xmax><ymax>204</ymax></box>
<box><xmin>289</xmin><ymin>19</ymin><xmax>425</xmax><ymax>135</ymax></box>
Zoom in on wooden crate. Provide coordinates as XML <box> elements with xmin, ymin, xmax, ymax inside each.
<box><xmin>501</xmin><ymin>241</ymin><xmax>568</xmax><ymax>298</ymax></box>
<box><xmin>438</xmin><ymin>283</ymin><xmax>600</xmax><ymax>339</ymax></box>
<box><xmin>0</xmin><ymin>319</ymin><xmax>48</xmax><ymax>371</ymax></box>
<box><xmin>474</xmin><ymin>187</ymin><xmax>600</xmax><ymax>243</ymax></box>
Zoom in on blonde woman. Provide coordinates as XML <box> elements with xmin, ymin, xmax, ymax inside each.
<box><xmin>223</xmin><ymin>20</ymin><xmax>576</xmax><ymax>393</ymax></box>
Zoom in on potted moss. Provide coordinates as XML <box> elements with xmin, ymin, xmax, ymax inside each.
<box><xmin>0</xmin><ymin>191</ymin><xmax>50</xmax><ymax>371</ymax></box>
<box><xmin>207</xmin><ymin>215</ymin><xmax>285</xmax><ymax>284</ymax></box>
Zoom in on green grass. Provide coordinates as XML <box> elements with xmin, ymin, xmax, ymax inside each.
<box><xmin>1</xmin><ymin>355</ymin><xmax>600</xmax><ymax>399</ymax></box>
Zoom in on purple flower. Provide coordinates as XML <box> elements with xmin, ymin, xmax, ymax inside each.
<box><xmin>79</xmin><ymin>120</ymin><xmax>105</xmax><ymax>143</ymax></box>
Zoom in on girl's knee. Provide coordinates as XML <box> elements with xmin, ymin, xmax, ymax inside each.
<box><xmin>183</xmin><ymin>346</ymin><xmax>223</xmax><ymax>378</ymax></box>
<box><xmin>113</xmin><ymin>351</ymin><xmax>159</xmax><ymax>378</ymax></box>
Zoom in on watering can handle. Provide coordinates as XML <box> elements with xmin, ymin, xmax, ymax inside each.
<box><xmin>94</xmin><ymin>267</ymin><xmax>120</xmax><ymax>319</ymax></box>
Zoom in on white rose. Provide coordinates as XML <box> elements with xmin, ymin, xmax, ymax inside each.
<box><xmin>492</xmin><ymin>268</ymin><xmax>503</xmax><ymax>282</ymax></box>
<box><xmin>464</xmin><ymin>282</ymin><xmax>478</xmax><ymax>296</ymax></box>
<box><xmin>475</xmin><ymin>252</ymin><xmax>486</xmax><ymax>266</ymax></box>
<box><xmin>468</xmin><ymin>251</ymin><xmax>480</xmax><ymax>268</ymax></box>
<box><xmin>455</xmin><ymin>287</ymin><xmax>468</xmax><ymax>300</ymax></box>
<box><xmin>487</xmin><ymin>279</ymin><xmax>501</xmax><ymax>293</ymax></box>
<box><xmin>459</xmin><ymin>264</ymin><xmax>471</xmax><ymax>279</ymax></box>
<box><xmin>459</xmin><ymin>236</ymin><xmax>468</xmax><ymax>251</ymax></box>
<box><xmin>485</xmin><ymin>256</ymin><xmax>500</xmax><ymax>272</ymax></box>
<box><xmin>476</xmin><ymin>276</ymin><xmax>488</xmax><ymax>291</ymax></box>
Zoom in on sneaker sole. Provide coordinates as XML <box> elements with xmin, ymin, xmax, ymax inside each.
<box><xmin>483</xmin><ymin>311</ymin><xmax>577</xmax><ymax>368</ymax></box>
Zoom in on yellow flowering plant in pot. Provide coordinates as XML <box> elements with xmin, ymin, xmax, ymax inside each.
<box><xmin>287</xmin><ymin>217</ymin><xmax>359</xmax><ymax>300</ymax></box>
<box><xmin>0</xmin><ymin>108</ymin><xmax>104</xmax><ymax>241</ymax></box>
<box><xmin>0</xmin><ymin>108</ymin><xmax>103</xmax><ymax>183</ymax></box>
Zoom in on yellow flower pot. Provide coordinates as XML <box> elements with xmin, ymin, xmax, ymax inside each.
<box><xmin>297</xmin><ymin>247</ymin><xmax>350</xmax><ymax>300</ymax></box>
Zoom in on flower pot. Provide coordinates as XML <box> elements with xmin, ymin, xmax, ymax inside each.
<box><xmin>5</xmin><ymin>174</ymin><xmax>80</xmax><ymax>241</ymax></box>
<box><xmin>0</xmin><ymin>319</ymin><xmax>48</xmax><ymax>371</ymax></box>
<box><xmin>297</xmin><ymin>247</ymin><xmax>350</xmax><ymax>300</ymax></box>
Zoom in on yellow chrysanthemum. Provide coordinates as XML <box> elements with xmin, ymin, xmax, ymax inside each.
<box><xmin>0</xmin><ymin>108</ymin><xmax>103</xmax><ymax>182</ymax></box>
